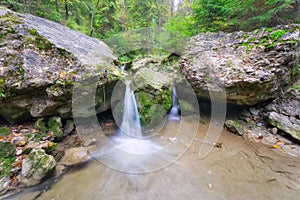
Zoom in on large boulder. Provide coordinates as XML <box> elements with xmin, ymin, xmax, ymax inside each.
<box><xmin>0</xmin><ymin>8</ymin><xmax>121</xmax><ymax>123</ymax></box>
<box><xmin>180</xmin><ymin>24</ymin><xmax>300</xmax><ymax>105</ymax></box>
<box><xmin>265</xmin><ymin>80</ymin><xmax>300</xmax><ymax>141</ymax></box>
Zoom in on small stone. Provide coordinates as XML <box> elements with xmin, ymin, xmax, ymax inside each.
<box><xmin>249</xmin><ymin>107</ymin><xmax>259</xmax><ymax>116</ymax></box>
<box><xmin>11</xmin><ymin>136</ymin><xmax>27</xmax><ymax>147</ymax></box>
<box><xmin>256</xmin><ymin>122</ymin><xmax>263</xmax><ymax>127</ymax></box>
<box><xmin>224</xmin><ymin>120</ymin><xmax>244</xmax><ymax>136</ymax></box>
<box><xmin>272</xmin><ymin>127</ymin><xmax>278</xmax><ymax>135</ymax></box>
<box><xmin>207</xmin><ymin>183</ymin><xmax>213</xmax><ymax>190</ymax></box>
<box><xmin>59</xmin><ymin>146</ymin><xmax>93</xmax><ymax>166</ymax></box>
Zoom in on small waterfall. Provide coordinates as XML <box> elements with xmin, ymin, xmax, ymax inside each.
<box><xmin>121</xmin><ymin>64</ymin><xmax>126</xmax><ymax>73</ymax></box>
<box><xmin>120</xmin><ymin>80</ymin><xmax>142</xmax><ymax>137</ymax></box>
<box><xmin>169</xmin><ymin>86</ymin><xmax>180</xmax><ymax>120</ymax></box>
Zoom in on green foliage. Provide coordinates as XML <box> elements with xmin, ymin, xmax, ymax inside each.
<box><xmin>293</xmin><ymin>85</ymin><xmax>300</xmax><ymax>91</ymax></box>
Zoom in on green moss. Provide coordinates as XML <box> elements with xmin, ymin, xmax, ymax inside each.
<box><xmin>0</xmin><ymin>127</ymin><xmax>11</xmax><ymax>136</ymax></box>
<box><xmin>264</xmin><ymin>43</ymin><xmax>275</xmax><ymax>51</ymax></box>
<box><xmin>0</xmin><ymin>155</ymin><xmax>16</xmax><ymax>178</ymax></box>
<box><xmin>48</xmin><ymin>116</ymin><xmax>63</xmax><ymax>139</ymax></box>
<box><xmin>266</xmin><ymin>28</ymin><xmax>273</xmax><ymax>32</ymax></box>
<box><xmin>293</xmin><ymin>85</ymin><xmax>300</xmax><ymax>91</ymax></box>
<box><xmin>135</xmin><ymin>88</ymin><xmax>172</xmax><ymax>127</ymax></box>
<box><xmin>34</xmin><ymin>118</ymin><xmax>47</xmax><ymax>133</ymax></box>
<box><xmin>29</xmin><ymin>28</ymin><xmax>37</xmax><ymax>36</ymax></box>
<box><xmin>42</xmin><ymin>142</ymin><xmax>57</xmax><ymax>153</ymax></box>
<box><xmin>269</xmin><ymin>30</ymin><xmax>286</xmax><ymax>40</ymax></box>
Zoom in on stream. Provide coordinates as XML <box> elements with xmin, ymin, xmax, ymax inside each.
<box><xmin>5</xmin><ymin>118</ymin><xmax>300</xmax><ymax>200</ymax></box>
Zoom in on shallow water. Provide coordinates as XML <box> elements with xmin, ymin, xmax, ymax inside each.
<box><xmin>5</xmin><ymin>118</ymin><xmax>300</xmax><ymax>200</ymax></box>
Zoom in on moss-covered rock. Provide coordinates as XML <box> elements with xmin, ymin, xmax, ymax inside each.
<box><xmin>34</xmin><ymin>118</ymin><xmax>47</xmax><ymax>133</ymax></box>
<box><xmin>0</xmin><ymin>142</ymin><xmax>15</xmax><ymax>157</ymax></box>
<box><xmin>224</xmin><ymin>120</ymin><xmax>244</xmax><ymax>136</ymax></box>
<box><xmin>0</xmin><ymin>127</ymin><xmax>10</xmax><ymax>136</ymax></box>
<box><xmin>18</xmin><ymin>148</ymin><xmax>56</xmax><ymax>187</ymax></box>
<box><xmin>131</xmin><ymin>68</ymin><xmax>173</xmax><ymax>127</ymax></box>
<box><xmin>48</xmin><ymin>116</ymin><xmax>63</xmax><ymax>139</ymax></box>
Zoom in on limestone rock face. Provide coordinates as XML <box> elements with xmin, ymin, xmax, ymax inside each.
<box><xmin>180</xmin><ymin>24</ymin><xmax>300</xmax><ymax>105</ymax></box>
<box><xmin>0</xmin><ymin>8</ymin><xmax>120</xmax><ymax>123</ymax></box>
<box><xmin>266</xmin><ymin>80</ymin><xmax>300</xmax><ymax>141</ymax></box>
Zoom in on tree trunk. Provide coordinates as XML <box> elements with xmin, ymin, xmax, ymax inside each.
<box><xmin>65</xmin><ymin>0</ymin><xmax>69</xmax><ymax>20</ymax></box>
<box><xmin>55</xmin><ymin>0</ymin><xmax>59</xmax><ymax>12</ymax></box>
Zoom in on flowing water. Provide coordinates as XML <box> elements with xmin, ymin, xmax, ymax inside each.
<box><xmin>119</xmin><ymin>80</ymin><xmax>142</xmax><ymax>138</ymax></box>
<box><xmin>168</xmin><ymin>86</ymin><xmax>180</xmax><ymax>121</ymax></box>
<box><xmin>5</xmin><ymin>118</ymin><xmax>300</xmax><ymax>200</ymax></box>
<box><xmin>4</xmin><ymin>81</ymin><xmax>300</xmax><ymax>199</ymax></box>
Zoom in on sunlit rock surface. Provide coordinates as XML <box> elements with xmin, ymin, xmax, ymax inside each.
<box><xmin>180</xmin><ymin>24</ymin><xmax>300</xmax><ymax>105</ymax></box>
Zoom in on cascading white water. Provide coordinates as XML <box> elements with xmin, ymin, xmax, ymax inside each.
<box><xmin>121</xmin><ymin>64</ymin><xmax>126</xmax><ymax>73</ymax></box>
<box><xmin>120</xmin><ymin>80</ymin><xmax>142</xmax><ymax>137</ymax></box>
<box><xmin>169</xmin><ymin>86</ymin><xmax>180</xmax><ymax>120</ymax></box>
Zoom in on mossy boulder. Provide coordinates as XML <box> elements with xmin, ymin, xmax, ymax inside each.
<box><xmin>224</xmin><ymin>120</ymin><xmax>244</xmax><ymax>136</ymax></box>
<box><xmin>0</xmin><ymin>8</ymin><xmax>120</xmax><ymax>123</ymax></box>
<box><xmin>18</xmin><ymin>148</ymin><xmax>56</xmax><ymax>187</ymax></box>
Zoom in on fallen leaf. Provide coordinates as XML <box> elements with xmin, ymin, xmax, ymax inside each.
<box><xmin>272</xmin><ymin>145</ymin><xmax>281</xmax><ymax>149</ymax></box>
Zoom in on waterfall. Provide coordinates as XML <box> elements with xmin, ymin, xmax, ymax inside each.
<box><xmin>121</xmin><ymin>64</ymin><xmax>126</xmax><ymax>73</ymax></box>
<box><xmin>169</xmin><ymin>86</ymin><xmax>180</xmax><ymax>120</ymax></box>
<box><xmin>120</xmin><ymin>80</ymin><xmax>142</xmax><ymax>137</ymax></box>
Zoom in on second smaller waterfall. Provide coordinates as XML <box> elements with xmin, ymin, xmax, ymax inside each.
<box><xmin>169</xmin><ymin>86</ymin><xmax>180</xmax><ymax>120</ymax></box>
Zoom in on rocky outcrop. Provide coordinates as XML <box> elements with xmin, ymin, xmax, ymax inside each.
<box><xmin>0</xmin><ymin>8</ymin><xmax>121</xmax><ymax>123</ymax></box>
<box><xmin>265</xmin><ymin>80</ymin><xmax>300</xmax><ymax>141</ymax></box>
<box><xmin>180</xmin><ymin>24</ymin><xmax>300</xmax><ymax>105</ymax></box>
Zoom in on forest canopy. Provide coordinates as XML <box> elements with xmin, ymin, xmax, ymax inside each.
<box><xmin>1</xmin><ymin>0</ymin><xmax>299</xmax><ymax>39</ymax></box>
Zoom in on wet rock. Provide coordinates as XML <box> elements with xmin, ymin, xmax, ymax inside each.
<box><xmin>0</xmin><ymin>8</ymin><xmax>120</xmax><ymax>123</ymax></box>
<box><xmin>224</xmin><ymin>120</ymin><xmax>244</xmax><ymax>136</ymax></box>
<box><xmin>48</xmin><ymin>116</ymin><xmax>63</xmax><ymax>139</ymax></box>
<box><xmin>18</xmin><ymin>148</ymin><xmax>56</xmax><ymax>187</ymax></box>
<box><xmin>59</xmin><ymin>146</ymin><xmax>93</xmax><ymax>166</ymax></box>
<box><xmin>180</xmin><ymin>25</ymin><xmax>300</xmax><ymax>105</ymax></box>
